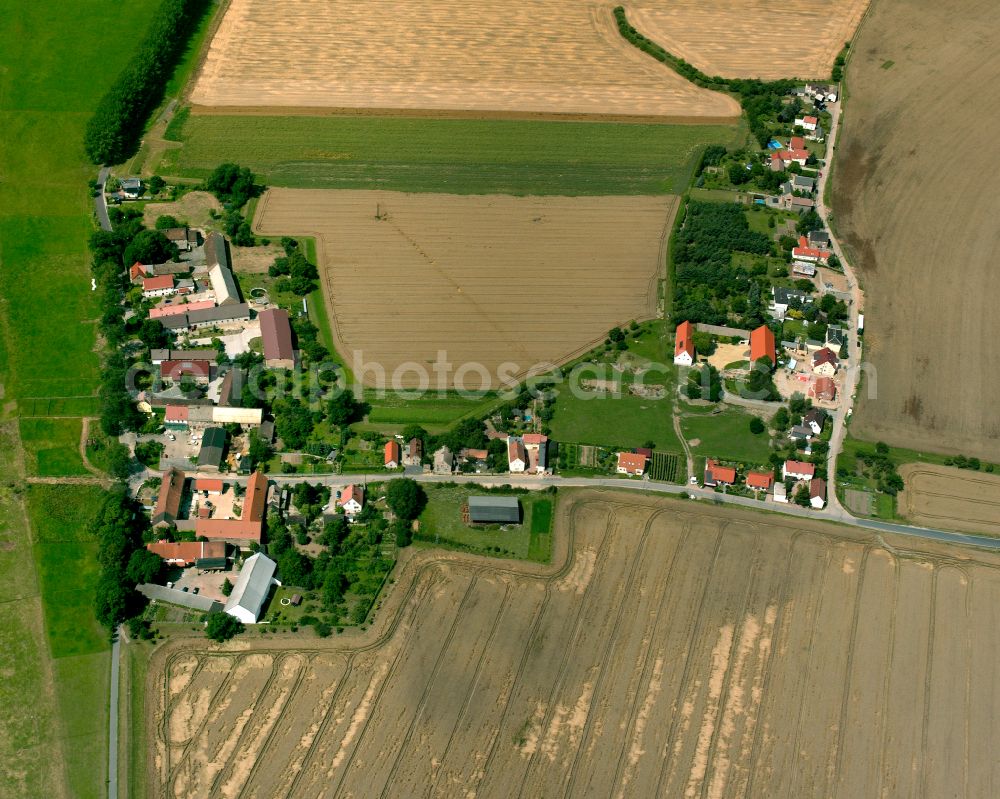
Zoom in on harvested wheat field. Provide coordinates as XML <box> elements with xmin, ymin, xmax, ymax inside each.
<box><xmin>626</xmin><ymin>0</ymin><xmax>869</xmax><ymax>80</ymax></box>
<box><xmin>253</xmin><ymin>189</ymin><xmax>676</xmax><ymax>387</ymax></box>
<box><xmin>189</xmin><ymin>0</ymin><xmax>739</xmax><ymax>121</ymax></box>
<box><xmin>900</xmin><ymin>464</ymin><xmax>1000</xmax><ymax>536</ymax></box>
<box><xmin>146</xmin><ymin>489</ymin><xmax>1000</xmax><ymax>798</ymax></box>
<box><xmin>833</xmin><ymin>0</ymin><xmax>1000</xmax><ymax>459</ymax></box>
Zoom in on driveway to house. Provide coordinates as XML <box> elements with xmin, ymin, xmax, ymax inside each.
<box><xmin>812</xmin><ymin>97</ymin><xmax>866</xmax><ymax>518</ymax></box>
<box><xmin>95</xmin><ymin>166</ymin><xmax>112</xmax><ymax>232</ymax></box>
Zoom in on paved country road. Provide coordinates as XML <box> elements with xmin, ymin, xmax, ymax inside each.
<box><xmin>95</xmin><ymin>166</ymin><xmax>111</xmax><ymax>232</ymax></box>
<box><xmin>138</xmin><ymin>466</ymin><xmax>1000</xmax><ymax>552</ymax></box>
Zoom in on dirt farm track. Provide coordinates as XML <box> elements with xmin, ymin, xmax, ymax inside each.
<box><xmin>253</xmin><ymin>189</ymin><xmax>677</xmax><ymax>387</ymax></box>
<box><xmin>146</xmin><ymin>489</ymin><xmax>1000</xmax><ymax>797</ymax></box>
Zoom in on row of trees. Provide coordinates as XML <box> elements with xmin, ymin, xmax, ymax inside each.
<box><xmin>613</xmin><ymin>6</ymin><xmax>799</xmax><ymax>147</ymax></box>
<box><xmin>84</xmin><ymin>0</ymin><xmax>212</xmax><ymax>164</ymax></box>
<box><xmin>93</xmin><ymin>489</ymin><xmax>156</xmax><ymax>630</ymax></box>
<box><xmin>269</xmin><ymin>238</ymin><xmax>320</xmax><ymax>296</ymax></box>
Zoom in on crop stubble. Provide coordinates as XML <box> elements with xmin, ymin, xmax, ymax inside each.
<box><xmin>626</xmin><ymin>0</ymin><xmax>869</xmax><ymax>81</ymax></box>
<box><xmin>146</xmin><ymin>489</ymin><xmax>1000</xmax><ymax>797</ymax></box>
<box><xmin>253</xmin><ymin>189</ymin><xmax>677</xmax><ymax>387</ymax></box>
<box><xmin>898</xmin><ymin>463</ymin><xmax>1000</xmax><ymax>536</ymax></box>
<box><xmin>832</xmin><ymin>0</ymin><xmax>1000</xmax><ymax>458</ymax></box>
<box><xmin>189</xmin><ymin>0</ymin><xmax>740</xmax><ymax>121</ymax></box>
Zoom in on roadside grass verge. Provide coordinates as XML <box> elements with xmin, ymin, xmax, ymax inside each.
<box><xmin>160</xmin><ymin>114</ymin><xmax>741</xmax><ymax>195</ymax></box>
<box><xmin>18</xmin><ymin>417</ymin><xmax>88</xmax><ymax>477</ymax></box>
<box><xmin>415</xmin><ymin>485</ymin><xmax>553</xmax><ymax>562</ymax></box>
<box><xmin>680</xmin><ymin>408</ymin><xmax>772</xmax><ymax>465</ymax></box>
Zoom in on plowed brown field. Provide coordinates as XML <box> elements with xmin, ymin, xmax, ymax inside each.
<box><xmin>253</xmin><ymin>189</ymin><xmax>677</xmax><ymax>388</ymax></box>
<box><xmin>146</xmin><ymin>489</ymin><xmax>1000</xmax><ymax>798</ymax></box>
<box><xmin>832</xmin><ymin>0</ymin><xmax>1000</xmax><ymax>458</ymax></box>
<box><xmin>900</xmin><ymin>463</ymin><xmax>1000</xmax><ymax>536</ymax></box>
<box><xmin>627</xmin><ymin>0</ymin><xmax>869</xmax><ymax>80</ymax></box>
<box><xmin>189</xmin><ymin>0</ymin><xmax>739</xmax><ymax>121</ymax></box>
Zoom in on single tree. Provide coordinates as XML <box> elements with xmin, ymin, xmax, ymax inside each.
<box><xmin>386</xmin><ymin>479</ymin><xmax>427</xmax><ymax>521</ymax></box>
<box><xmin>221</xmin><ymin>578</ymin><xmax>233</xmax><ymax>597</ymax></box>
<box><xmin>205</xmin><ymin>612</ymin><xmax>244</xmax><ymax>642</ymax></box>
<box><xmin>126</xmin><ymin>548</ymin><xmax>163</xmax><ymax>585</ymax></box>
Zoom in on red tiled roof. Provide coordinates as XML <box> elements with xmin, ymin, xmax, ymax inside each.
<box><xmin>784</xmin><ymin>459</ymin><xmax>815</xmax><ymax>478</ymax></box>
<box><xmin>149</xmin><ymin>300</ymin><xmax>215</xmax><ymax>319</ymax></box>
<box><xmin>164</xmin><ymin>404</ymin><xmax>189</xmax><ymax>421</ymax></box>
<box><xmin>142</xmin><ymin>275</ymin><xmax>175</xmax><ymax>291</ymax></box>
<box><xmin>160</xmin><ymin>360</ymin><xmax>212</xmax><ymax>380</ymax></box>
<box><xmin>746</xmin><ymin>471</ymin><xmax>774</xmax><ymax>490</ymax></box>
<box><xmin>810</xmin><ymin>477</ymin><xmax>827</xmax><ymax>499</ymax></box>
<box><xmin>338</xmin><ymin>484</ymin><xmax>363</xmax><ymax>507</ymax></box>
<box><xmin>706</xmin><ymin>459</ymin><xmax>737</xmax><ymax>484</ymax></box>
<box><xmin>675</xmin><ymin>320</ymin><xmax>695</xmax><ymax>360</ymax></box>
<box><xmin>812</xmin><ymin>347</ymin><xmax>839</xmax><ymax>367</ymax></box>
<box><xmin>803</xmin><ymin>115</ymin><xmax>818</xmax><ymax>124</ymax></box>
<box><xmin>195</xmin><ymin>471</ymin><xmax>268</xmax><ymax>542</ymax></box>
<box><xmin>130</xmin><ymin>262</ymin><xmax>149</xmax><ymax>279</ymax></box>
<box><xmin>617</xmin><ymin>452</ymin><xmax>648</xmax><ymax>472</ymax></box>
<box><xmin>194</xmin><ymin>478</ymin><xmax>224</xmax><ymax>492</ymax></box>
<box><xmin>811</xmin><ymin>376</ymin><xmax>837</xmax><ymax>400</ymax></box>
<box><xmin>508</xmin><ymin>439</ymin><xmax>527</xmax><ymax>464</ymax></box>
<box><xmin>384</xmin><ymin>440</ymin><xmax>401</xmax><ymax>465</ymax></box>
<box><xmin>258</xmin><ymin>308</ymin><xmax>295</xmax><ymax>362</ymax></box>
<box><xmin>522</xmin><ymin>433</ymin><xmax>548</xmax><ymax>445</ymax></box>
<box><xmin>789</xmin><ymin>136</ymin><xmax>806</xmax><ymax>150</ymax></box>
<box><xmin>146</xmin><ymin>540</ymin><xmax>225</xmax><ymax>565</ymax></box>
<box><xmin>152</xmin><ymin>468</ymin><xmax>186</xmax><ymax>524</ymax></box>
<box><xmin>750</xmin><ymin>325</ymin><xmax>776</xmax><ymax>365</ymax></box>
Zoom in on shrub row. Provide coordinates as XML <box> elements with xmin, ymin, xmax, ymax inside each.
<box><xmin>612</xmin><ymin>7</ymin><xmax>799</xmax><ymax>147</ymax></box>
<box><xmin>84</xmin><ymin>0</ymin><xmax>211</xmax><ymax>164</ymax></box>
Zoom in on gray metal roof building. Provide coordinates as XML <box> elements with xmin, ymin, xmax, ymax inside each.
<box><xmin>136</xmin><ymin>583</ymin><xmax>222</xmax><ymax>613</ymax></box>
<box><xmin>468</xmin><ymin>495</ymin><xmax>521</xmax><ymax>525</ymax></box>
<box><xmin>224</xmin><ymin>552</ymin><xmax>277</xmax><ymax>623</ymax></box>
<box><xmin>198</xmin><ymin>427</ymin><xmax>227</xmax><ymax>471</ymax></box>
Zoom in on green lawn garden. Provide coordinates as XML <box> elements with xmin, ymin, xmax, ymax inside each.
<box><xmin>415</xmin><ymin>485</ymin><xmax>554</xmax><ymax>563</ymax></box>
<box><xmin>680</xmin><ymin>408</ymin><xmax>772</xmax><ymax>466</ymax></box>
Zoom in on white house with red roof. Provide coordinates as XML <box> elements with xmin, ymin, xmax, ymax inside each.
<box><xmin>337</xmin><ymin>484</ymin><xmax>364</xmax><ymax>516</ymax></box>
<box><xmin>674</xmin><ymin>320</ymin><xmax>696</xmax><ymax>366</ymax></box>
<box><xmin>384</xmin><ymin>440</ymin><xmax>401</xmax><ymax>469</ymax></box>
<box><xmin>507</xmin><ymin>437</ymin><xmax>528</xmax><ymax>473</ymax></box>
<box><xmin>811</xmin><ymin>347</ymin><xmax>839</xmax><ymax>377</ymax></box>
<box><xmin>794</xmin><ymin>115</ymin><xmax>819</xmax><ymax>131</ymax></box>
<box><xmin>810</xmin><ymin>478</ymin><xmax>827</xmax><ymax>509</ymax></box>
<box><xmin>522</xmin><ymin>433</ymin><xmax>548</xmax><ymax>473</ymax></box>
<box><xmin>783</xmin><ymin>460</ymin><xmax>816</xmax><ymax>481</ymax></box>
<box><xmin>142</xmin><ymin>274</ymin><xmax>176</xmax><ymax>298</ymax></box>
<box><xmin>792</xmin><ymin>235</ymin><xmax>831</xmax><ymax>263</ymax></box>
<box><xmin>616</xmin><ymin>452</ymin><xmax>648</xmax><ymax>476</ymax></box>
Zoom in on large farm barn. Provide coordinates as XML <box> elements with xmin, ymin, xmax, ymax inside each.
<box><xmin>148</xmin><ymin>490</ymin><xmax>1000</xmax><ymax>797</ymax></box>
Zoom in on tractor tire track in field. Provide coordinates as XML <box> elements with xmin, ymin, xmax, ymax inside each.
<box><xmin>145</xmin><ymin>490</ymin><xmax>1000</xmax><ymax>798</ymax></box>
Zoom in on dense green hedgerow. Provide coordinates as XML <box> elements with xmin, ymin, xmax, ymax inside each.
<box><xmin>84</xmin><ymin>0</ymin><xmax>211</xmax><ymax>164</ymax></box>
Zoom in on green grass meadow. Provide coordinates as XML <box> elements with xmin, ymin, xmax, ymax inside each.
<box><xmin>1</xmin><ymin>2</ymin><xmax>162</xmax><ymax>796</ymax></box>
<box><xmin>161</xmin><ymin>114</ymin><xmax>741</xmax><ymax>195</ymax></box>
<box><xmin>415</xmin><ymin>485</ymin><xmax>553</xmax><ymax>562</ymax></box>
<box><xmin>680</xmin><ymin>408</ymin><xmax>772</xmax><ymax>466</ymax></box>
